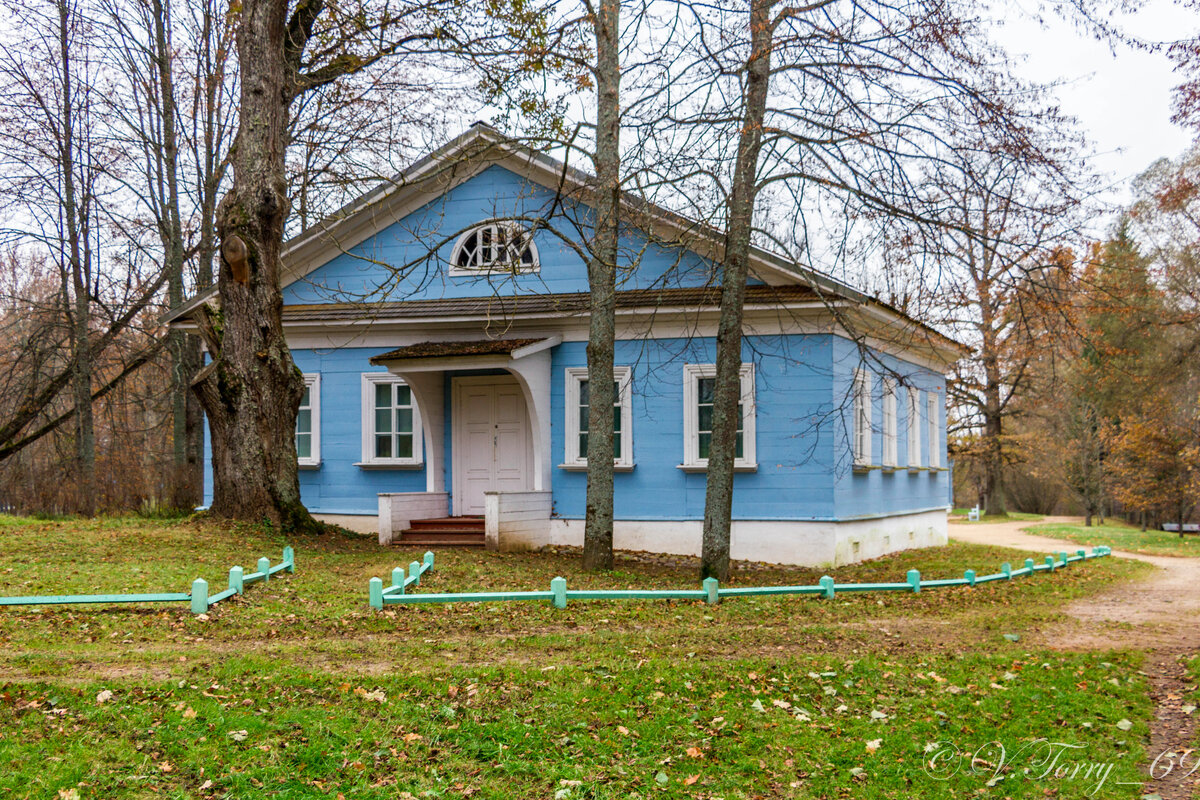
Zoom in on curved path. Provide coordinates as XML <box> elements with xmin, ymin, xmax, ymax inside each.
<box><xmin>949</xmin><ymin>515</ymin><xmax>1200</xmax><ymax>651</ymax></box>
<box><xmin>950</xmin><ymin>515</ymin><xmax>1200</xmax><ymax>799</ymax></box>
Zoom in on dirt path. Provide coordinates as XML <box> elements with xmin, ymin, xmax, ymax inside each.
<box><xmin>951</xmin><ymin>516</ymin><xmax>1200</xmax><ymax>799</ymax></box>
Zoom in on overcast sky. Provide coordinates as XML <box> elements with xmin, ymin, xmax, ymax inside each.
<box><xmin>992</xmin><ymin>0</ymin><xmax>1196</xmax><ymax>211</ymax></box>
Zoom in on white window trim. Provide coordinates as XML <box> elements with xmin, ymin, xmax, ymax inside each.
<box><xmin>882</xmin><ymin>377</ymin><xmax>898</xmax><ymax>468</ymax></box>
<box><xmin>927</xmin><ymin>392</ymin><xmax>941</xmax><ymax>469</ymax></box>
<box><xmin>447</xmin><ymin>220</ymin><xmax>540</xmax><ymax>276</ymax></box>
<box><xmin>679</xmin><ymin>363</ymin><xmax>757</xmax><ymax>471</ymax></box>
<box><xmin>358</xmin><ymin>373</ymin><xmax>424</xmax><ymax>468</ymax></box>
<box><xmin>561</xmin><ymin>366</ymin><xmax>634</xmax><ymax>471</ymax></box>
<box><xmin>852</xmin><ymin>369</ymin><xmax>873</xmax><ymax>468</ymax></box>
<box><xmin>907</xmin><ymin>389</ymin><xmax>923</xmax><ymax>468</ymax></box>
<box><xmin>297</xmin><ymin>373</ymin><xmax>321</xmax><ymax>468</ymax></box>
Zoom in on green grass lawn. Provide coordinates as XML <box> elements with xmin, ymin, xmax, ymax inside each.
<box><xmin>0</xmin><ymin>515</ymin><xmax>1159</xmax><ymax>798</ymax></box>
<box><xmin>949</xmin><ymin>508</ymin><xmax>1044</xmax><ymax>524</ymax></box>
<box><xmin>1026</xmin><ymin>521</ymin><xmax>1200</xmax><ymax>558</ymax></box>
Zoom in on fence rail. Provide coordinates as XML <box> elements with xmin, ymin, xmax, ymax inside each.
<box><xmin>368</xmin><ymin>547</ymin><xmax>1112</xmax><ymax>609</ymax></box>
<box><xmin>0</xmin><ymin>547</ymin><xmax>295</xmax><ymax>615</ymax></box>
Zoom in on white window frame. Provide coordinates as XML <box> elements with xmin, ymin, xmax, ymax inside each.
<box><xmin>852</xmin><ymin>369</ymin><xmax>873</xmax><ymax>467</ymax></box>
<box><xmin>907</xmin><ymin>389</ymin><xmax>923</xmax><ymax>468</ymax></box>
<box><xmin>448</xmin><ymin>220</ymin><xmax>540</xmax><ymax>276</ymax></box>
<box><xmin>562</xmin><ymin>366</ymin><xmax>634</xmax><ymax>470</ymax></box>
<box><xmin>359</xmin><ymin>373</ymin><xmax>424</xmax><ymax>468</ymax></box>
<box><xmin>296</xmin><ymin>373</ymin><xmax>321</xmax><ymax>468</ymax></box>
<box><xmin>927</xmin><ymin>392</ymin><xmax>941</xmax><ymax>469</ymax></box>
<box><xmin>882</xmin><ymin>378</ymin><xmax>898</xmax><ymax>468</ymax></box>
<box><xmin>680</xmin><ymin>363</ymin><xmax>756</xmax><ymax>471</ymax></box>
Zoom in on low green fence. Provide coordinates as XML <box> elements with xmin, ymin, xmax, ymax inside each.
<box><xmin>0</xmin><ymin>547</ymin><xmax>295</xmax><ymax>615</ymax></box>
<box><xmin>368</xmin><ymin>547</ymin><xmax>1112</xmax><ymax>609</ymax></box>
<box><xmin>368</xmin><ymin>552</ymin><xmax>435</xmax><ymax>608</ymax></box>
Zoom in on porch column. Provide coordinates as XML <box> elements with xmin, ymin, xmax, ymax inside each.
<box><xmin>391</xmin><ymin>370</ymin><xmax>445</xmax><ymax>493</ymax></box>
<box><xmin>506</xmin><ymin>349</ymin><xmax>553</xmax><ymax>492</ymax></box>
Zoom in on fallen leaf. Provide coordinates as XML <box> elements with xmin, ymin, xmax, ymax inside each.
<box><xmin>866</xmin><ymin>739</ymin><xmax>882</xmax><ymax>753</ymax></box>
<box><xmin>228</xmin><ymin>730</ymin><xmax>248</xmax><ymax>741</ymax></box>
<box><xmin>686</xmin><ymin>747</ymin><xmax>703</xmax><ymax>758</ymax></box>
<box><xmin>683</xmin><ymin>775</ymin><xmax>699</xmax><ymax>785</ymax></box>
<box><xmin>95</xmin><ymin>690</ymin><xmax>113</xmax><ymax>704</ymax></box>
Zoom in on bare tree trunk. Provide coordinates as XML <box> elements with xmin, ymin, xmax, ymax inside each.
<box><xmin>56</xmin><ymin>0</ymin><xmax>96</xmax><ymax>516</ymax></box>
<box><xmin>147</xmin><ymin>0</ymin><xmax>200</xmax><ymax>508</ymax></box>
<box><xmin>191</xmin><ymin>0</ymin><xmax>315</xmax><ymax>531</ymax></box>
<box><xmin>701</xmin><ymin>0</ymin><xmax>772</xmax><ymax>582</ymax></box>
<box><xmin>582</xmin><ymin>0</ymin><xmax>620</xmax><ymax>572</ymax></box>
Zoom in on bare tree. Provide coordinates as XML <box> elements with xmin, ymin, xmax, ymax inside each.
<box><xmin>190</xmin><ymin>0</ymin><xmax>480</xmax><ymax>529</ymax></box>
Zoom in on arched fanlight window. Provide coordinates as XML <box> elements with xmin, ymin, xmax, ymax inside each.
<box><xmin>449</xmin><ymin>220</ymin><xmax>539</xmax><ymax>274</ymax></box>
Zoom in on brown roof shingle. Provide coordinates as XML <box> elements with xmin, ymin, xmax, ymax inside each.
<box><xmin>370</xmin><ymin>338</ymin><xmax>547</xmax><ymax>364</ymax></box>
<box><xmin>283</xmin><ymin>284</ymin><xmax>817</xmax><ymax>324</ymax></box>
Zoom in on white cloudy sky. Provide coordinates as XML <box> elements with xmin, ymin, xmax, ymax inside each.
<box><xmin>991</xmin><ymin>0</ymin><xmax>1196</xmax><ymax>209</ymax></box>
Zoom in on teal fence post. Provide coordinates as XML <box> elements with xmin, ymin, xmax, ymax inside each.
<box><xmin>369</xmin><ymin>577</ymin><xmax>383</xmax><ymax>609</ymax></box>
<box><xmin>965</xmin><ymin>569</ymin><xmax>976</xmax><ymax>586</ymax></box>
<box><xmin>703</xmin><ymin>577</ymin><xmax>719</xmax><ymax>605</ymax></box>
<box><xmin>284</xmin><ymin>546</ymin><xmax>295</xmax><ymax>573</ymax></box>
<box><xmin>551</xmin><ymin>577</ymin><xmax>567</xmax><ymax>609</ymax></box>
<box><xmin>1058</xmin><ymin>551</ymin><xmax>1068</xmax><ymax>567</ymax></box>
<box><xmin>391</xmin><ymin>567</ymin><xmax>405</xmax><ymax>594</ymax></box>
<box><xmin>1077</xmin><ymin>549</ymin><xmax>1087</xmax><ymax>561</ymax></box>
<box><xmin>424</xmin><ymin>552</ymin><xmax>435</xmax><ymax>571</ymax></box>
<box><xmin>1002</xmin><ymin>562</ymin><xmax>1012</xmax><ymax>580</ymax></box>
<box><xmin>258</xmin><ymin>556</ymin><xmax>271</xmax><ymax>582</ymax></box>
<box><xmin>907</xmin><ymin>569</ymin><xmax>921</xmax><ymax>593</ymax></box>
<box><xmin>409</xmin><ymin>561</ymin><xmax>422</xmax><ymax>586</ymax></box>
<box><xmin>1024</xmin><ymin>558</ymin><xmax>1035</xmax><ymax>574</ymax></box>
<box><xmin>190</xmin><ymin>579</ymin><xmax>208</xmax><ymax>614</ymax></box>
<box><xmin>229</xmin><ymin>566</ymin><xmax>244</xmax><ymax>595</ymax></box>
<box><xmin>819</xmin><ymin>575</ymin><xmax>835</xmax><ymax>599</ymax></box>
<box><xmin>1045</xmin><ymin>555</ymin><xmax>1056</xmax><ymax>572</ymax></box>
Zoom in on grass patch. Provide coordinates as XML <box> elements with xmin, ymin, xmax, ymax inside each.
<box><xmin>949</xmin><ymin>508</ymin><xmax>1045</xmax><ymax>524</ymax></box>
<box><xmin>0</xmin><ymin>514</ymin><xmax>1161</xmax><ymax>798</ymax></box>
<box><xmin>0</xmin><ymin>651</ymin><xmax>1152</xmax><ymax>798</ymax></box>
<box><xmin>1027</xmin><ymin>521</ymin><xmax>1200</xmax><ymax>558</ymax></box>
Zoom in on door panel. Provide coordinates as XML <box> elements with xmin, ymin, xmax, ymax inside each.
<box><xmin>494</xmin><ymin>385</ymin><xmax>528</xmax><ymax>492</ymax></box>
<box><xmin>454</xmin><ymin>379</ymin><xmax>530</xmax><ymax>515</ymax></box>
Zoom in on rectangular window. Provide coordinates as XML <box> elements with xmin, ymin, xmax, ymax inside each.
<box><xmin>296</xmin><ymin>373</ymin><xmax>320</xmax><ymax>467</ymax></box>
<box><xmin>927</xmin><ymin>392</ymin><xmax>941</xmax><ymax>469</ymax></box>
<box><xmin>682</xmin><ymin>364</ymin><xmax>756</xmax><ymax>470</ymax></box>
<box><xmin>882</xmin><ymin>378</ymin><xmax>898</xmax><ymax>467</ymax></box>
<box><xmin>907</xmin><ymin>389</ymin><xmax>923</xmax><ymax>467</ymax></box>
<box><xmin>360</xmin><ymin>374</ymin><xmax>423</xmax><ymax>467</ymax></box>
<box><xmin>852</xmin><ymin>369</ymin><xmax>872</xmax><ymax>467</ymax></box>
<box><xmin>563</xmin><ymin>366</ymin><xmax>633</xmax><ymax>468</ymax></box>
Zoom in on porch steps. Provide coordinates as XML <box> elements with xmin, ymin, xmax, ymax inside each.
<box><xmin>397</xmin><ymin>516</ymin><xmax>485</xmax><ymax>547</ymax></box>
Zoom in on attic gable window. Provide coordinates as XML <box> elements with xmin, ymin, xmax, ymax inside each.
<box><xmin>449</xmin><ymin>221</ymin><xmax>539</xmax><ymax>275</ymax></box>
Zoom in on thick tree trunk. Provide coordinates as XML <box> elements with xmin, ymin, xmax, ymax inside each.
<box><xmin>582</xmin><ymin>0</ymin><xmax>621</xmax><ymax>572</ymax></box>
<box><xmin>701</xmin><ymin>0</ymin><xmax>773</xmax><ymax>581</ymax></box>
<box><xmin>191</xmin><ymin>0</ymin><xmax>317</xmax><ymax>531</ymax></box>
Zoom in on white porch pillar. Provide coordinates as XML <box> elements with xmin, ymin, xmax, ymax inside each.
<box><xmin>506</xmin><ymin>348</ymin><xmax>553</xmax><ymax>493</ymax></box>
<box><xmin>390</xmin><ymin>370</ymin><xmax>445</xmax><ymax>493</ymax></box>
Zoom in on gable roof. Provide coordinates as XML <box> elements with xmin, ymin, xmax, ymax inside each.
<box><xmin>162</xmin><ymin>124</ymin><xmax>966</xmax><ymax>359</ymax></box>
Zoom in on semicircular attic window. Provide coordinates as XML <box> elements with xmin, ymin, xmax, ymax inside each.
<box><xmin>449</xmin><ymin>221</ymin><xmax>539</xmax><ymax>275</ymax></box>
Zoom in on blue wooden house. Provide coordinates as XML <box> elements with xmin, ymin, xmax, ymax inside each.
<box><xmin>170</xmin><ymin>125</ymin><xmax>962</xmax><ymax>566</ymax></box>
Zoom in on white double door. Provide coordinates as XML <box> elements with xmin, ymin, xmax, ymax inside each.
<box><xmin>453</xmin><ymin>377</ymin><xmax>531</xmax><ymax>516</ymax></box>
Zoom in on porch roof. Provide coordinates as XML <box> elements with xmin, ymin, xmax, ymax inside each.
<box><xmin>369</xmin><ymin>338</ymin><xmax>548</xmax><ymax>364</ymax></box>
